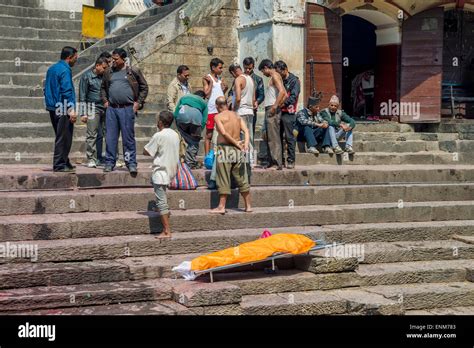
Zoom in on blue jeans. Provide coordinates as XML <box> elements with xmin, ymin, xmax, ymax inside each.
<box><xmin>328</xmin><ymin>126</ymin><xmax>353</xmax><ymax>148</ymax></box>
<box><xmin>105</xmin><ymin>106</ymin><xmax>136</xmax><ymax>168</ymax></box>
<box><xmin>303</xmin><ymin>126</ymin><xmax>331</xmax><ymax>148</ymax></box>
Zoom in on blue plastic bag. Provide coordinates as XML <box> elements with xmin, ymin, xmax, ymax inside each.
<box><xmin>204</xmin><ymin>150</ymin><xmax>215</xmax><ymax>170</ymax></box>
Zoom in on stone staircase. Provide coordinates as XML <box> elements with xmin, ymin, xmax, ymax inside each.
<box><xmin>1</xmin><ymin>0</ymin><xmax>474</xmax><ymax>316</ymax></box>
<box><xmin>0</xmin><ymin>0</ymin><xmax>237</xmax><ymax>165</ymax></box>
<box><xmin>0</xmin><ymin>152</ymin><xmax>474</xmax><ymax>314</ymax></box>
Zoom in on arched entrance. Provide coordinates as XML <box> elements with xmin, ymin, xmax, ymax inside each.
<box><xmin>305</xmin><ymin>3</ymin><xmax>400</xmax><ymax>120</ymax></box>
<box><xmin>341</xmin><ymin>10</ymin><xmax>399</xmax><ymax>119</ymax></box>
<box><xmin>442</xmin><ymin>8</ymin><xmax>474</xmax><ymax>118</ymax></box>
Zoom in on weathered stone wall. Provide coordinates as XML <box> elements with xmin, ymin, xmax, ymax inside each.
<box><xmin>138</xmin><ymin>0</ymin><xmax>240</xmax><ymax>107</ymax></box>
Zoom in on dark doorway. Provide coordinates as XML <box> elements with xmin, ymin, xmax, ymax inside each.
<box><xmin>443</xmin><ymin>9</ymin><xmax>474</xmax><ymax>118</ymax></box>
<box><xmin>342</xmin><ymin>15</ymin><xmax>376</xmax><ymax>119</ymax></box>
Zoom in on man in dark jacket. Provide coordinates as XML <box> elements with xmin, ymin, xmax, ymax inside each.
<box><xmin>320</xmin><ymin>95</ymin><xmax>356</xmax><ymax>155</ymax></box>
<box><xmin>294</xmin><ymin>96</ymin><xmax>331</xmax><ymax>155</ymax></box>
<box><xmin>275</xmin><ymin>60</ymin><xmax>300</xmax><ymax>169</ymax></box>
<box><xmin>44</xmin><ymin>46</ymin><xmax>78</xmax><ymax>173</ymax></box>
<box><xmin>100</xmin><ymin>48</ymin><xmax>149</xmax><ymax>174</ymax></box>
<box><xmin>79</xmin><ymin>56</ymin><xmax>109</xmax><ymax>168</ymax></box>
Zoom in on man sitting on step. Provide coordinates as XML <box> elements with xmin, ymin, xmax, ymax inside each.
<box><xmin>294</xmin><ymin>95</ymin><xmax>331</xmax><ymax>155</ymax></box>
<box><xmin>320</xmin><ymin>95</ymin><xmax>356</xmax><ymax>155</ymax></box>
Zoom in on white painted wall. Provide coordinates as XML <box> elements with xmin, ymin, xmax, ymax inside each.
<box><xmin>42</xmin><ymin>0</ymin><xmax>94</xmax><ymax>12</ymax></box>
<box><xmin>273</xmin><ymin>24</ymin><xmax>305</xmax><ymax>108</ymax></box>
<box><xmin>239</xmin><ymin>0</ymin><xmax>273</xmax><ymax>27</ymax></box>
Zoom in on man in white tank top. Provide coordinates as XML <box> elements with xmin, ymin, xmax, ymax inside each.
<box><xmin>203</xmin><ymin>58</ymin><xmax>228</xmax><ymax>156</ymax></box>
<box><xmin>229</xmin><ymin>64</ymin><xmax>256</xmax><ymax>166</ymax></box>
<box><xmin>258</xmin><ymin>59</ymin><xmax>287</xmax><ymax>170</ymax></box>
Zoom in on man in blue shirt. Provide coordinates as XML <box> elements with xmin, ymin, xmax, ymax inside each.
<box><xmin>44</xmin><ymin>47</ymin><xmax>78</xmax><ymax>173</ymax></box>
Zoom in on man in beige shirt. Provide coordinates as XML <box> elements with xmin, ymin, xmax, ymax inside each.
<box><xmin>167</xmin><ymin>65</ymin><xmax>192</xmax><ymax>112</ymax></box>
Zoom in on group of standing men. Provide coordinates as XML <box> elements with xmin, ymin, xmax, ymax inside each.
<box><xmin>44</xmin><ymin>46</ymin><xmax>149</xmax><ymax>174</ymax></box>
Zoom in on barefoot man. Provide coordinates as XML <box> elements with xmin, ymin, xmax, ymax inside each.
<box><xmin>210</xmin><ymin>96</ymin><xmax>252</xmax><ymax>214</ymax></box>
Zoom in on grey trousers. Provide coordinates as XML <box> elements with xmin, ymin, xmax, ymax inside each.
<box><xmin>153</xmin><ymin>183</ymin><xmax>169</xmax><ymax>215</ymax></box>
<box><xmin>86</xmin><ymin>107</ymin><xmax>105</xmax><ymax>163</ymax></box>
<box><xmin>264</xmin><ymin>106</ymin><xmax>282</xmax><ymax>167</ymax></box>
<box><xmin>240</xmin><ymin>113</ymin><xmax>254</xmax><ymax>165</ymax></box>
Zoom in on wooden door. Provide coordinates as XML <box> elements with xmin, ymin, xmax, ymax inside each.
<box><xmin>305</xmin><ymin>3</ymin><xmax>342</xmax><ymax>106</ymax></box>
<box><xmin>400</xmin><ymin>8</ymin><xmax>444</xmax><ymax>123</ymax></box>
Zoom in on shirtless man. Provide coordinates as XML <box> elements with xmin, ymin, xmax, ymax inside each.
<box><xmin>203</xmin><ymin>58</ymin><xmax>228</xmax><ymax>156</ymax></box>
<box><xmin>209</xmin><ymin>96</ymin><xmax>252</xmax><ymax>214</ymax></box>
<box><xmin>258</xmin><ymin>59</ymin><xmax>287</xmax><ymax>170</ymax></box>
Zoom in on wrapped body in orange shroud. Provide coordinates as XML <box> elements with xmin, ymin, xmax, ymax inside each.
<box><xmin>191</xmin><ymin>234</ymin><xmax>316</xmax><ymax>271</ymax></box>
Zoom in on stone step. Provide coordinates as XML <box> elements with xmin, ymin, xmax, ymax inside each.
<box><xmin>1</xmin><ymin>201</ymin><xmax>473</xmax><ymax>242</ymax></box>
<box><xmin>362</xmin><ymin>282</ymin><xmax>474</xmax><ymax>311</ymax></box>
<box><xmin>0</xmin><ymin>5</ymin><xmax>82</xmax><ymax>20</ymax></box>
<box><xmin>0</xmin><ymin>50</ymin><xmax>59</xmax><ymax>64</ymax></box>
<box><xmin>12</xmin><ymin>280</ymin><xmax>474</xmax><ymax>315</ymax></box>
<box><xmin>0</xmin><ymin>14</ymin><xmax>82</xmax><ymax>31</ymax></box>
<box><xmin>0</xmin><ymin>86</ymin><xmax>44</xmax><ymax>97</ymax></box>
<box><xmin>1</xmin><ymin>183</ymin><xmax>473</xmax><ymax>216</ymax></box>
<box><xmin>359</xmin><ymin>240</ymin><xmax>474</xmax><ymax>264</ymax></box>
<box><xmin>0</xmin><ymin>37</ymin><xmax>78</xmax><ymax>52</ymax></box>
<box><xmin>0</xmin><ymin>0</ymin><xmax>40</xmax><ymax>7</ymax></box>
<box><xmin>2</xmin><ymin>221</ymin><xmax>473</xmax><ymax>264</ymax></box>
<box><xmin>241</xmin><ymin>282</ymin><xmax>474</xmax><ymax>314</ymax></box>
<box><xmin>241</xmin><ymin>287</ymin><xmax>403</xmax><ymax>315</ymax></box>
<box><xmin>439</xmin><ymin>140</ymin><xmax>474</xmax><ymax>153</ymax></box>
<box><xmin>15</xmin><ymin>300</ymin><xmax>193</xmax><ymax>315</ymax></box>
<box><xmin>0</xmin><ymin>278</ymin><xmax>173</xmax><ymax>312</ymax></box>
<box><xmin>1</xmin><ymin>164</ymin><xmax>473</xmax><ymax>191</ymax></box>
<box><xmin>0</xmin><ymin>73</ymin><xmax>44</xmax><ymax>86</ymax></box>
<box><xmin>0</xmin><ymin>61</ymin><xmax>53</xmax><ymax>74</ymax></box>
<box><xmin>406</xmin><ymin>306</ymin><xmax>474</xmax><ymax>315</ymax></box>
<box><xmin>0</xmin><ymin>125</ymin><xmax>447</xmax><ymax>154</ymax></box>
<box><xmin>356</xmin><ymin>259</ymin><xmax>474</xmax><ymax>286</ymax></box>
<box><xmin>0</xmin><ymin>96</ymin><xmax>44</xmax><ymax>109</ymax></box>
<box><xmin>0</xmin><ymin>149</ymin><xmax>466</xmax><ymax>167</ymax></box>
<box><xmin>1</xmin><ymin>242</ymin><xmax>473</xmax><ymax>294</ymax></box>
<box><xmin>0</xmin><ymin>26</ymin><xmax>82</xmax><ymax>41</ymax></box>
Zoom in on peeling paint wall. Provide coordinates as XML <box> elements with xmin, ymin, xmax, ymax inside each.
<box><xmin>273</xmin><ymin>0</ymin><xmax>305</xmax><ymax>24</ymax></box>
<box><xmin>273</xmin><ymin>24</ymin><xmax>305</xmax><ymax>104</ymax></box>
<box><xmin>238</xmin><ymin>0</ymin><xmax>306</xmax><ymax>109</ymax></box>
<box><xmin>239</xmin><ymin>24</ymin><xmax>273</xmax><ymax>65</ymax></box>
<box><xmin>239</xmin><ymin>0</ymin><xmax>273</xmax><ymax>27</ymax></box>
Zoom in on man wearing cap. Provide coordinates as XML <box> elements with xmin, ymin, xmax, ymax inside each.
<box><xmin>294</xmin><ymin>96</ymin><xmax>331</xmax><ymax>155</ymax></box>
<box><xmin>320</xmin><ymin>95</ymin><xmax>356</xmax><ymax>155</ymax></box>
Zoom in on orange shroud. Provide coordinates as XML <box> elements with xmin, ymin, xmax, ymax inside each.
<box><xmin>191</xmin><ymin>234</ymin><xmax>316</xmax><ymax>271</ymax></box>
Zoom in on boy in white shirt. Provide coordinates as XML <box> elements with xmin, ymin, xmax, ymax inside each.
<box><xmin>144</xmin><ymin>111</ymin><xmax>180</xmax><ymax>238</ymax></box>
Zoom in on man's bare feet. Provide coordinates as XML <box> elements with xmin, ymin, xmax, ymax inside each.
<box><xmin>156</xmin><ymin>230</ymin><xmax>172</xmax><ymax>239</ymax></box>
<box><xmin>244</xmin><ymin>207</ymin><xmax>253</xmax><ymax>213</ymax></box>
<box><xmin>209</xmin><ymin>207</ymin><xmax>226</xmax><ymax>215</ymax></box>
